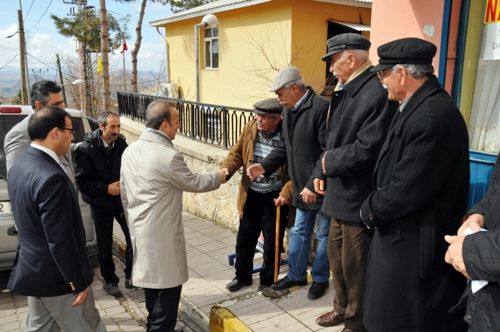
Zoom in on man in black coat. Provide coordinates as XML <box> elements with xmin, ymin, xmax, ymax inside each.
<box><xmin>247</xmin><ymin>66</ymin><xmax>330</xmax><ymax>300</ymax></box>
<box><xmin>360</xmin><ymin>38</ymin><xmax>469</xmax><ymax>332</ymax></box>
<box><xmin>74</xmin><ymin>111</ymin><xmax>133</xmax><ymax>297</ymax></box>
<box><xmin>313</xmin><ymin>34</ymin><xmax>394</xmax><ymax>332</ymax></box>
<box><xmin>445</xmin><ymin>151</ymin><xmax>500</xmax><ymax>331</ymax></box>
<box><xmin>8</xmin><ymin>106</ymin><xmax>104</xmax><ymax>331</ymax></box>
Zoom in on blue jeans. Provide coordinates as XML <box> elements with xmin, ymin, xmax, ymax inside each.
<box><xmin>286</xmin><ymin>208</ymin><xmax>330</xmax><ymax>283</ymax></box>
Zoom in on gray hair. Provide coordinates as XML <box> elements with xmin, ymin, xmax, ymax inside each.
<box><xmin>284</xmin><ymin>78</ymin><xmax>306</xmax><ymax>90</ymax></box>
<box><xmin>397</xmin><ymin>64</ymin><xmax>434</xmax><ymax>80</ymax></box>
<box><xmin>97</xmin><ymin>111</ymin><xmax>119</xmax><ymax>127</ymax></box>
<box><xmin>145</xmin><ymin>99</ymin><xmax>177</xmax><ymax>129</ymax></box>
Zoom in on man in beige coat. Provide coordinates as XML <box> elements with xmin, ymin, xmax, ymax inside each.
<box><xmin>120</xmin><ymin>100</ymin><xmax>228</xmax><ymax>332</ymax></box>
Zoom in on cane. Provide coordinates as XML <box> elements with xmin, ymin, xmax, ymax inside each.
<box><xmin>274</xmin><ymin>204</ymin><xmax>281</xmax><ymax>283</ymax></box>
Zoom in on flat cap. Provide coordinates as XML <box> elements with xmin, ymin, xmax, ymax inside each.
<box><xmin>253</xmin><ymin>98</ymin><xmax>283</xmax><ymax>115</ymax></box>
<box><xmin>270</xmin><ymin>66</ymin><xmax>302</xmax><ymax>92</ymax></box>
<box><xmin>371</xmin><ymin>37</ymin><xmax>437</xmax><ymax>72</ymax></box>
<box><xmin>321</xmin><ymin>33</ymin><xmax>371</xmax><ymax>62</ymax></box>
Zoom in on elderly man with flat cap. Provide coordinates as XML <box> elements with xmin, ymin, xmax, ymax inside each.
<box><xmin>222</xmin><ymin>98</ymin><xmax>292</xmax><ymax>292</ymax></box>
<box><xmin>360</xmin><ymin>37</ymin><xmax>469</xmax><ymax>332</ymax></box>
<box><xmin>247</xmin><ymin>67</ymin><xmax>331</xmax><ymax>300</ymax></box>
<box><xmin>313</xmin><ymin>33</ymin><xmax>395</xmax><ymax>332</ymax></box>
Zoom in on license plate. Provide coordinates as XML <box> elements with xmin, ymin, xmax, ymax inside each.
<box><xmin>0</xmin><ymin>201</ymin><xmax>12</xmax><ymax>215</ymax></box>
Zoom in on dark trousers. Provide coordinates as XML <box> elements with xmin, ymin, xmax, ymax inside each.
<box><xmin>235</xmin><ymin>189</ymin><xmax>287</xmax><ymax>287</ymax></box>
<box><xmin>144</xmin><ymin>285</ymin><xmax>182</xmax><ymax>332</ymax></box>
<box><xmin>329</xmin><ymin>218</ymin><xmax>371</xmax><ymax>331</ymax></box>
<box><xmin>93</xmin><ymin>204</ymin><xmax>132</xmax><ymax>284</ymax></box>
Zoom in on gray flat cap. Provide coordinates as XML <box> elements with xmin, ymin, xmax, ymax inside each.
<box><xmin>270</xmin><ymin>66</ymin><xmax>302</xmax><ymax>92</ymax></box>
<box><xmin>253</xmin><ymin>98</ymin><xmax>283</xmax><ymax>115</ymax></box>
<box><xmin>321</xmin><ymin>33</ymin><xmax>371</xmax><ymax>62</ymax></box>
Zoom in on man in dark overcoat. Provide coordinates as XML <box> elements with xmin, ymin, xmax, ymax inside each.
<box><xmin>359</xmin><ymin>37</ymin><xmax>469</xmax><ymax>332</ymax></box>
<box><xmin>313</xmin><ymin>33</ymin><xmax>394</xmax><ymax>332</ymax></box>
<box><xmin>445</xmin><ymin>151</ymin><xmax>500</xmax><ymax>331</ymax></box>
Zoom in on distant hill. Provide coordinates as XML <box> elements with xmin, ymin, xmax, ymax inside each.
<box><xmin>0</xmin><ymin>69</ymin><xmax>165</xmax><ymax>99</ymax></box>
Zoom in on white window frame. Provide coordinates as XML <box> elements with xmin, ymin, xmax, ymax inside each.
<box><xmin>204</xmin><ymin>27</ymin><xmax>219</xmax><ymax>69</ymax></box>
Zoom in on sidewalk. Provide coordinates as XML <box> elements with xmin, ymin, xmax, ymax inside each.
<box><xmin>117</xmin><ymin>212</ymin><xmax>343</xmax><ymax>332</ymax></box>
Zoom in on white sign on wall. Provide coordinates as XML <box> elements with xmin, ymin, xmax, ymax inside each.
<box><xmin>483</xmin><ymin>0</ymin><xmax>500</xmax><ymax>60</ymax></box>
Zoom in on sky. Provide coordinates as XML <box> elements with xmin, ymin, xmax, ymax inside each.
<box><xmin>0</xmin><ymin>0</ymin><xmax>173</xmax><ymax>80</ymax></box>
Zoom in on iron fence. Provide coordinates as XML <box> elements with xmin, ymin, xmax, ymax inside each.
<box><xmin>117</xmin><ymin>92</ymin><xmax>254</xmax><ymax>149</ymax></box>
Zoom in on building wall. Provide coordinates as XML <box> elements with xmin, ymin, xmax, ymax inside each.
<box><xmin>370</xmin><ymin>0</ymin><xmax>445</xmax><ymax>74</ymax></box>
<box><xmin>291</xmin><ymin>0</ymin><xmax>371</xmax><ymax>91</ymax></box>
<box><xmin>161</xmin><ymin>1</ymin><xmax>370</xmax><ymax>108</ymax></box>
<box><xmin>163</xmin><ymin>2</ymin><xmax>292</xmax><ymax>108</ymax></box>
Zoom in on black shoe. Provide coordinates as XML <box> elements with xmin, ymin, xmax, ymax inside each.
<box><xmin>308</xmin><ymin>281</ymin><xmax>329</xmax><ymax>300</ymax></box>
<box><xmin>125</xmin><ymin>278</ymin><xmax>133</xmax><ymax>289</ymax></box>
<box><xmin>271</xmin><ymin>276</ymin><xmax>307</xmax><ymax>291</ymax></box>
<box><xmin>225</xmin><ymin>278</ymin><xmax>252</xmax><ymax>292</ymax></box>
<box><xmin>103</xmin><ymin>283</ymin><xmax>123</xmax><ymax>297</ymax></box>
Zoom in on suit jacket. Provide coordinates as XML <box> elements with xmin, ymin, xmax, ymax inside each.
<box><xmin>260</xmin><ymin>87</ymin><xmax>328</xmax><ymax>211</ymax></box>
<box><xmin>4</xmin><ymin>113</ymin><xmax>77</xmax><ymax>185</ymax></box>
<box><xmin>7</xmin><ymin>147</ymin><xmax>93</xmax><ymax>297</ymax></box>
<box><xmin>360</xmin><ymin>76</ymin><xmax>469</xmax><ymax>331</ymax></box>
<box><xmin>120</xmin><ymin>129</ymin><xmax>221</xmax><ymax>289</ymax></box>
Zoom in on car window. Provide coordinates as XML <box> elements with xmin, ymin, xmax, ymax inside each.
<box><xmin>0</xmin><ymin>115</ymin><xmax>28</xmax><ymax>179</ymax></box>
<box><xmin>71</xmin><ymin>117</ymin><xmax>86</xmax><ymax>143</ymax></box>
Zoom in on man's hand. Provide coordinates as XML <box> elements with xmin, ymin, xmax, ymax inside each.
<box><xmin>313</xmin><ymin>178</ymin><xmax>326</xmax><ymax>196</ymax></box>
<box><xmin>300</xmin><ymin>187</ymin><xmax>317</xmax><ymax>204</ymax></box>
<box><xmin>444</xmin><ymin>235</ymin><xmax>470</xmax><ymax>279</ymax></box>
<box><xmin>218</xmin><ymin>168</ymin><xmax>229</xmax><ymax>184</ymax></box>
<box><xmin>458</xmin><ymin>213</ymin><xmax>485</xmax><ymax>236</ymax></box>
<box><xmin>247</xmin><ymin>163</ymin><xmax>265</xmax><ymax>181</ymax></box>
<box><xmin>107</xmin><ymin>181</ymin><xmax>120</xmax><ymax>196</ymax></box>
<box><xmin>72</xmin><ymin>288</ymin><xmax>88</xmax><ymax>307</ymax></box>
<box><xmin>322</xmin><ymin>152</ymin><xmax>327</xmax><ymax>175</ymax></box>
<box><xmin>274</xmin><ymin>195</ymin><xmax>289</xmax><ymax>207</ymax></box>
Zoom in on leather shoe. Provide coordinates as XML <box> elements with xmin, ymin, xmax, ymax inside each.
<box><xmin>316</xmin><ymin>310</ymin><xmax>344</xmax><ymax>327</ymax></box>
<box><xmin>308</xmin><ymin>281</ymin><xmax>329</xmax><ymax>300</ymax></box>
<box><xmin>103</xmin><ymin>283</ymin><xmax>123</xmax><ymax>297</ymax></box>
<box><xmin>226</xmin><ymin>278</ymin><xmax>252</xmax><ymax>292</ymax></box>
<box><xmin>271</xmin><ymin>276</ymin><xmax>307</xmax><ymax>290</ymax></box>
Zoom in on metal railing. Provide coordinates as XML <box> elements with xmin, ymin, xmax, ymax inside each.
<box><xmin>117</xmin><ymin>92</ymin><xmax>254</xmax><ymax>149</ymax></box>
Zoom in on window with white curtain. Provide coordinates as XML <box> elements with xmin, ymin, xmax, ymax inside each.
<box><xmin>204</xmin><ymin>27</ymin><xmax>219</xmax><ymax>69</ymax></box>
<box><xmin>468</xmin><ymin>29</ymin><xmax>500</xmax><ymax>153</ymax></box>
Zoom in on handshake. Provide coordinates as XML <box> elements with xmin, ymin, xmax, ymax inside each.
<box><xmin>218</xmin><ymin>168</ymin><xmax>229</xmax><ymax>184</ymax></box>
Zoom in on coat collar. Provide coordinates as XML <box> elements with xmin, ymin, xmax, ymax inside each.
<box><xmin>392</xmin><ymin>75</ymin><xmax>442</xmax><ymax>136</ymax></box>
<box><xmin>140</xmin><ymin>128</ymin><xmax>174</xmax><ymax>148</ymax></box>
<box><xmin>342</xmin><ymin>67</ymin><xmax>377</xmax><ymax>97</ymax></box>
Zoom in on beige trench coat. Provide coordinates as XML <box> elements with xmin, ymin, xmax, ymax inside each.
<box><xmin>120</xmin><ymin>129</ymin><xmax>221</xmax><ymax>289</ymax></box>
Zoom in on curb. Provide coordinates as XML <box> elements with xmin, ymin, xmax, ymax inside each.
<box><xmin>209</xmin><ymin>305</ymin><xmax>252</xmax><ymax>332</ymax></box>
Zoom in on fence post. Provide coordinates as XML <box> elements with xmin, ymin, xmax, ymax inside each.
<box><xmin>222</xmin><ymin>108</ymin><xmax>228</xmax><ymax>149</ymax></box>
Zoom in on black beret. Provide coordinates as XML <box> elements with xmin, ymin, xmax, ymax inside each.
<box><xmin>371</xmin><ymin>37</ymin><xmax>437</xmax><ymax>72</ymax></box>
<box><xmin>321</xmin><ymin>33</ymin><xmax>371</xmax><ymax>62</ymax></box>
<box><xmin>253</xmin><ymin>98</ymin><xmax>283</xmax><ymax>115</ymax></box>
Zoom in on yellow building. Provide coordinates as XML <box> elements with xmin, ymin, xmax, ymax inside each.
<box><xmin>150</xmin><ymin>0</ymin><xmax>371</xmax><ymax>108</ymax></box>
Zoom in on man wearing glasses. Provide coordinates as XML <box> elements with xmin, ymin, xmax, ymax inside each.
<box><xmin>5</xmin><ymin>80</ymin><xmax>67</xmax><ymax>173</ymax></box>
<box><xmin>360</xmin><ymin>38</ymin><xmax>469</xmax><ymax>332</ymax></box>
<box><xmin>313</xmin><ymin>33</ymin><xmax>394</xmax><ymax>332</ymax></box>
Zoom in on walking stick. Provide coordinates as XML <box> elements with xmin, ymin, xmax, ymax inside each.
<box><xmin>274</xmin><ymin>204</ymin><xmax>281</xmax><ymax>283</ymax></box>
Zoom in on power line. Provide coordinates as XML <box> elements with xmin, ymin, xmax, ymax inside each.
<box><xmin>0</xmin><ymin>54</ymin><xmax>20</xmax><ymax>71</ymax></box>
<box><xmin>27</xmin><ymin>0</ymin><xmax>53</xmax><ymax>32</ymax></box>
<box><xmin>26</xmin><ymin>53</ymin><xmax>58</xmax><ymax>71</ymax></box>
<box><xmin>24</xmin><ymin>0</ymin><xmax>36</xmax><ymax>21</ymax></box>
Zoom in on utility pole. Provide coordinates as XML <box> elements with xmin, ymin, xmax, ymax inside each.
<box><xmin>18</xmin><ymin>2</ymin><xmax>28</xmax><ymax>105</ymax></box>
<box><xmin>56</xmin><ymin>54</ymin><xmax>67</xmax><ymax>105</ymax></box>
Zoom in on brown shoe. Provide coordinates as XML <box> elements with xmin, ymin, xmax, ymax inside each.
<box><xmin>316</xmin><ymin>310</ymin><xmax>344</xmax><ymax>327</ymax></box>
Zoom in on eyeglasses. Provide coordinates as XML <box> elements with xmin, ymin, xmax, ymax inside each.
<box><xmin>376</xmin><ymin>66</ymin><xmax>397</xmax><ymax>81</ymax></box>
<box><xmin>61</xmin><ymin>127</ymin><xmax>75</xmax><ymax>133</ymax></box>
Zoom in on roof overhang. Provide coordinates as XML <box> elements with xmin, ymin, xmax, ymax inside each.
<box><xmin>313</xmin><ymin>0</ymin><xmax>372</xmax><ymax>9</ymax></box>
<box><xmin>150</xmin><ymin>0</ymin><xmax>272</xmax><ymax>27</ymax></box>
<box><xmin>329</xmin><ymin>19</ymin><xmax>371</xmax><ymax>32</ymax></box>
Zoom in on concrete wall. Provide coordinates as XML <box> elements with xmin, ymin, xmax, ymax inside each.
<box><xmin>119</xmin><ymin>116</ymin><xmax>241</xmax><ymax>231</ymax></box>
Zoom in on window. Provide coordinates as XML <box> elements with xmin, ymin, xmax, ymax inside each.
<box><xmin>204</xmin><ymin>27</ymin><xmax>219</xmax><ymax>69</ymax></box>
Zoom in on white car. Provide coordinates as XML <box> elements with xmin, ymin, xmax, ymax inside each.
<box><xmin>0</xmin><ymin>105</ymin><xmax>98</xmax><ymax>271</ymax></box>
